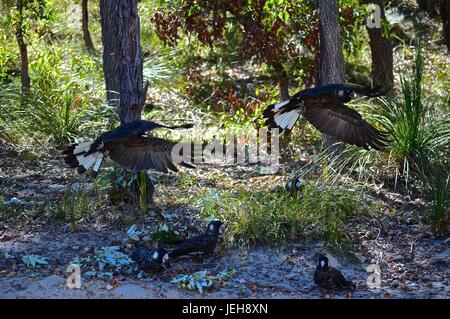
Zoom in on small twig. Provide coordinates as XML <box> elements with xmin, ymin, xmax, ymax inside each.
<box><xmin>410</xmin><ymin>233</ymin><xmax>424</xmax><ymax>254</ymax></box>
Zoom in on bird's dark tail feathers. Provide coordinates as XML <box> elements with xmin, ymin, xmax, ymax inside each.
<box><xmin>262</xmin><ymin>99</ymin><xmax>300</xmax><ymax>134</ymax></box>
<box><xmin>62</xmin><ymin>140</ymin><xmax>104</xmax><ymax>177</ymax></box>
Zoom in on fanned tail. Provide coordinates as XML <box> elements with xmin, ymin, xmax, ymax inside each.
<box><xmin>262</xmin><ymin>99</ymin><xmax>300</xmax><ymax>134</ymax></box>
<box><xmin>63</xmin><ymin>140</ymin><xmax>104</xmax><ymax>176</ymax></box>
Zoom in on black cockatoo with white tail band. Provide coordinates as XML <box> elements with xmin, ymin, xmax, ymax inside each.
<box><xmin>63</xmin><ymin>120</ymin><xmax>194</xmax><ymax>177</ymax></box>
<box><xmin>262</xmin><ymin>83</ymin><xmax>389</xmax><ymax>150</ymax></box>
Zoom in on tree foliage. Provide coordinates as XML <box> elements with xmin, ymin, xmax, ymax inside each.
<box><xmin>152</xmin><ymin>0</ymin><xmax>320</xmax><ymax>98</ymax></box>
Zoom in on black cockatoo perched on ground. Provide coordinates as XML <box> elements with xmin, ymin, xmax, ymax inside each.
<box><xmin>63</xmin><ymin>120</ymin><xmax>194</xmax><ymax>177</ymax></box>
<box><xmin>131</xmin><ymin>244</ymin><xmax>170</xmax><ymax>274</ymax></box>
<box><xmin>313</xmin><ymin>255</ymin><xmax>356</xmax><ymax>291</ymax></box>
<box><xmin>170</xmin><ymin>221</ymin><xmax>226</xmax><ymax>258</ymax></box>
<box><xmin>262</xmin><ymin>84</ymin><xmax>389</xmax><ymax>150</ymax></box>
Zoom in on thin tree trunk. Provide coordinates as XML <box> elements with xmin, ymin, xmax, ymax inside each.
<box><xmin>417</xmin><ymin>0</ymin><xmax>440</xmax><ymax>15</ymax></box>
<box><xmin>278</xmin><ymin>77</ymin><xmax>290</xmax><ymax>102</ymax></box>
<box><xmin>272</xmin><ymin>62</ymin><xmax>290</xmax><ymax>101</ymax></box>
<box><xmin>99</xmin><ymin>0</ymin><xmax>152</xmax><ymax>206</ymax></box>
<box><xmin>82</xmin><ymin>0</ymin><xmax>95</xmax><ymax>53</ymax></box>
<box><xmin>317</xmin><ymin>0</ymin><xmax>345</xmax><ymax>149</ymax></box>
<box><xmin>100</xmin><ymin>0</ymin><xmax>148</xmax><ymax>123</ymax></box>
<box><xmin>363</xmin><ymin>0</ymin><xmax>394</xmax><ymax>92</ymax></box>
<box><xmin>442</xmin><ymin>0</ymin><xmax>450</xmax><ymax>52</ymax></box>
<box><xmin>15</xmin><ymin>0</ymin><xmax>30</xmax><ymax>94</ymax></box>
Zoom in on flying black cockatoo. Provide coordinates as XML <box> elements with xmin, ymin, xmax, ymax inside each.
<box><xmin>170</xmin><ymin>221</ymin><xmax>226</xmax><ymax>258</ymax></box>
<box><xmin>131</xmin><ymin>244</ymin><xmax>170</xmax><ymax>273</ymax></box>
<box><xmin>262</xmin><ymin>84</ymin><xmax>389</xmax><ymax>150</ymax></box>
<box><xmin>63</xmin><ymin>120</ymin><xmax>194</xmax><ymax>177</ymax></box>
<box><xmin>313</xmin><ymin>255</ymin><xmax>356</xmax><ymax>291</ymax></box>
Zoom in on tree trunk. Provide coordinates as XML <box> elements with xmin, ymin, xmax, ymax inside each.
<box><xmin>317</xmin><ymin>0</ymin><xmax>345</xmax><ymax>149</ymax></box>
<box><xmin>82</xmin><ymin>0</ymin><xmax>95</xmax><ymax>53</ymax></box>
<box><xmin>100</xmin><ymin>0</ymin><xmax>147</xmax><ymax>123</ymax></box>
<box><xmin>272</xmin><ymin>62</ymin><xmax>290</xmax><ymax>101</ymax></box>
<box><xmin>417</xmin><ymin>0</ymin><xmax>440</xmax><ymax>15</ymax></box>
<box><xmin>99</xmin><ymin>0</ymin><xmax>152</xmax><ymax>207</ymax></box>
<box><xmin>278</xmin><ymin>76</ymin><xmax>290</xmax><ymax>102</ymax></box>
<box><xmin>15</xmin><ymin>0</ymin><xmax>30</xmax><ymax>94</ymax></box>
<box><xmin>442</xmin><ymin>0</ymin><xmax>450</xmax><ymax>52</ymax></box>
<box><xmin>363</xmin><ymin>0</ymin><xmax>394</xmax><ymax>92</ymax></box>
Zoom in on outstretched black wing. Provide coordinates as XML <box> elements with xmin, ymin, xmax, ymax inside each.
<box><xmin>99</xmin><ymin>120</ymin><xmax>193</xmax><ymax>144</ymax></box>
<box><xmin>107</xmin><ymin>136</ymin><xmax>194</xmax><ymax>173</ymax></box>
<box><xmin>303</xmin><ymin>102</ymin><xmax>388</xmax><ymax>150</ymax></box>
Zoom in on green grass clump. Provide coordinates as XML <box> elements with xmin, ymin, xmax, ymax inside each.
<box><xmin>375</xmin><ymin>43</ymin><xmax>448</xmax><ymax>232</ymax></box>
<box><xmin>47</xmin><ymin>186</ymin><xmax>92</xmax><ymax>231</ymax></box>
<box><xmin>196</xmin><ymin>181</ymin><xmax>364</xmax><ymax>251</ymax></box>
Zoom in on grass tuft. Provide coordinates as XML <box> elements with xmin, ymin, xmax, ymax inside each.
<box><xmin>196</xmin><ymin>181</ymin><xmax>365</xmax><ymax>252</ymax></box>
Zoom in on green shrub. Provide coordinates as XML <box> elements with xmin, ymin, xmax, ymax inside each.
<box><xmin>0</xmin><ymin>48</ymin><xmax>116</xmax><ymax>147</ymax></box>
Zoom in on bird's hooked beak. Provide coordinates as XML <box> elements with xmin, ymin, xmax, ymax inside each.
<box><xmin>219</xmin><ymin>224</ymin><xmax>226</xmax><ymax>234</ymax></box>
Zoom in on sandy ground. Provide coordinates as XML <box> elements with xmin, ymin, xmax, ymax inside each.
<box><xmin>1</xmin><ymin>229</ymin><xmax>449</xmax><ymax>299</ymax></box>
<box><xmin>1</xmin><ymin>153</ymin><xmax>449</xmax><ymax>299</ymax></box>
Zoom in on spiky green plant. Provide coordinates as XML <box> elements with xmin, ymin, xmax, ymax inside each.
<box><xmin>139</xmin><ymin>170</ymin><xmax>148</xmax><ymax>212</ymax></box>
<box><xmin>375</xmin><ymin>45</ymin><xmax>449</xmax><ymax>179</ymax></box>
<box><xmin>430</xmin><ymin>172</ymin><xmax>449</xmax><ymax>234</ymax></box>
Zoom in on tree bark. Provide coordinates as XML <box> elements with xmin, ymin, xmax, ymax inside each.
<box><xmin>15</xmin><ymin>0</ymin><xmax>30</xmax><ymax>94</ymax></box>
<box><xmin>417</xmin><ymin>0</ymin><xmax>440</xmax><ymax>15</ymax></box>
<box><xmin>82</xmin><ymin>0</ymin><xmax>95</xmax><ymax>53</ymax></box>
<box><xmin>363</xmin><ymin>0</ymin><xmax>394</xmax><ymax>92</ymax></box>
<box><xmin>273</xmin><ymin>62</ymin><xmax>290</xmax><ymax>101</ymax></box>
<box><xmin>317</xmin><ymin>0</ymin><xmax>345</xmax><ymax>149</ymax></box>
<box><xmin>442</xmin><ymin>0</ymin><xmax>450</xmax><ymax>52</ymax></box>
<box><xmin>99</xmin><ymin>0</ymin><xmax>152</xmax><ymax>207</ymax></box>
<box><xmin>100</xmin><ymin>0</ymin><xmax>147</xmax><ymax>123</ymax></box>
